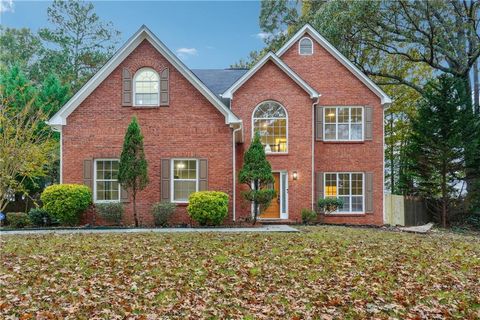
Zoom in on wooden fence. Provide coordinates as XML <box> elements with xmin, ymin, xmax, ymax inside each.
<box><xmin>385</xmin><ymin>194</ymin><xmax>430</xmax><ymax>226</ymax></box>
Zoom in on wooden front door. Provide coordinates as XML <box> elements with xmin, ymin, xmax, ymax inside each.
<box><xmin>260</xmin><ymin>173</ymin><xmax>280</xmax><ymax>219</ymax></box>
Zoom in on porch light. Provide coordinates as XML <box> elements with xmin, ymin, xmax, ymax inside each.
<box><xmin>293</xmin><ymin>171</ymin><xmax>298</xmax><ymax>180</ymax></box>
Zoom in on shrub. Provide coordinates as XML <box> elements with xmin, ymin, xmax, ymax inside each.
<box><xmin>317</xmin><ymin>198</ymin><xmax>344</xmax><ymax>214</ymax></box>
<box><xmin>151</xmin><ymin>201</ymin><xmax>176</xmax><ymax>226</ymax></box>
<box><xmin>96</xmin><ymin>203</ymin><xmax>124</xmax><ymax>225</ymax></box>
<box><xmin>7</xmin><ymin>212</ymin><xmax>30</xmax><ymax>228</ymax></box>
<box><xmin>28</xmin><ymin>208</ymin><xmax>53</xmax><ymax>226</ymax></box>
<box><xmin>187</xmin><ymin>191</ymin><xmax>229</xmax><ymax>226</ymax></box>
<box><xmin>41</xmin><ymin>184</ymin><xmax>92</xmax><ymax>226</ymax></box>
<box><xmin>301</xmin><ymin>208</ymin><xmax>317</xmax><ymax>225</ymax></box>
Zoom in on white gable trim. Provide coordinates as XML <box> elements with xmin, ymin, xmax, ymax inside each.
<box><xmin>48</xmin><ymin>25</ymin><xmax>241</xmax><ymax>126</ymax></box>
<box><xmin>222</xmin><ymin>52</ymin><xmax>319</xmax><ymax>100</ymax></box>
<box><xmin>276</xmin><ymin>24</ymin><xmax>392</xmax><ymax>105</ymax></box>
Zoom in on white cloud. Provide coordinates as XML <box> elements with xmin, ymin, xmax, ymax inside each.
<box><xmin>0</xmin><ymin>0</ymin><xmax>14</xmax><ymax>13</ymax></box>
<box><xmin>176</xmin><ymin>47</ymin><xmax>198</xmax><ymax>59</ymax></box>
<box><xmin>255</xmin><ymin>32</ymin><xmax>272</xmax><ymax>40</ymax></box>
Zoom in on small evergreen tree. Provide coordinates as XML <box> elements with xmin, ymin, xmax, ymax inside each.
<box><xmin>407</xmin><ymin>75</ymin><xmax>471</xmax><ymax>228</ymax></box>
<box><xmin>118</xmin><ymin>116</ymin><xmax>148</xmax><ymax>227</ymax></box>
<box><xmin>239</xmin><ymin>132</ymin><xmax>275</xmax><ymax>224</ymax></box>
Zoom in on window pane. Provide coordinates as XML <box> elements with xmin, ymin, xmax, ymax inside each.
<box><xmin>351</xmin><ymin>124</ymin><xmax>362</xmax><ymax>140</ymax></box>
<box><xmin>299</xmin><ymin>38</ymin><xmax>312</xmax><ymax>55</ymax></box>
<box><xmin>173</xmin><ymin>181</ymin><xmax>196</xmax><ymax>202</ymax></box>
<box><xmin>95</xmin><ymin>160</ymin><xmax>120</xmax><ymax>202</ymax></box>
<box><xmin>325</xmin><ymin>174</ymin><xmax>337</xmax><ymax>197</ymax></box>
<box><xmin>325</xmin><ymin>124</ymin><xmax>336</xmax><ymax>140</ymax></box>
<box><xmin>338</xmin><ymin>196</ymin><xmax>350</xmax><ymax>212</ymax></box>
<box><xmin>338</xmin><ymin>108</ymin><xmax>349</xmax><ymax>122</ymax></box>
<box><xmin>324</xmin><ymin>108</ymin><xmax>336</xmax><ymax>123</ymax></box>
<box><xmin>352</xmin><ymin>196</ymin><xmax>363</xmax><ymax>212</ymax></box>
<box><xmin>338</xmin><ymin>124</ymin><xmax>349</xmax><ymax>140</ymax></box>
<box><xmin>338</xmin><ymin>174</ymin><xmax>350</xmax><ymax>195</ymax></box>
<box><xmin>351</xmin><ymin>174</ymin><xmax>363</xmax><ymax>195</ymax></box>
<box><xmin>351</xmin><ymin>108</ymin><xmax>362</xmax><ymax>123</ymax></box>
<box><xmin>135</xmin><ymin>69</ymin><xmax>159</xmax><ymax>105</ymax></box>
<box><xmin>173</xmin><ymin>160</ymin><xmax>197</xmax><ymax>180</ymax></box>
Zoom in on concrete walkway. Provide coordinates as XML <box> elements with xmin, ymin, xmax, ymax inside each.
<box><xmin>399</xmin><ymin>222</ymin><xmax>434</xmax><ymax>234</ymax></box>
<box><xmin>1</xmin><ymin>224</ymin><xmax>299</xmax><ymax>236</ymax></box>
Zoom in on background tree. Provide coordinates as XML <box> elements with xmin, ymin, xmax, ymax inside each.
<box><xmin>0</xmin><ymin>27</ymin><xmax>42</xmax><ymax>73</ymax></box>
<box><xmin>238</xmin><ymin>132</ymin><xmax>275</xmax><ymax>224</ymax></box>
<box><xmin>0</xmin><ymin>97</ymin><xmax>57</xmax><ymax>213</ymax></box>
<box><xmin>407</xmin><ymin>75</ymin><xmax>475</xmax><ymax>227</ymax></box>
<box><xmin>118</xmin><ymin>116</ymin><xmax>149</xmax><ymax>227</ymax></box>
<box><xmin>38</xmin><ymin>0</ymin><xmax>120</xmax><ymax>91</ymax></box>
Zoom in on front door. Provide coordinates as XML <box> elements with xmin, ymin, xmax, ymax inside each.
<box><xmin>260</xmin><ymin>173</ymin><xmax>281</xmax><ymax>219</ymax></box>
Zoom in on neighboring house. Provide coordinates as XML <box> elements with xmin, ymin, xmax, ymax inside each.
<box><xmin>48</xmin><ymin>24</ymin><xmax>391</xmax><ymax>226</ymax></box>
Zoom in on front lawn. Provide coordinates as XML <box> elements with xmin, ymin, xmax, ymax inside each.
<box><xmin>1</xmin><ymin>226</ymin><xmax>479</xmax><ymax>319</ymax></box>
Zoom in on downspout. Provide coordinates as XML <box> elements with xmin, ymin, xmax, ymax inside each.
<box><xmin>232</xmin><ymin>124</ymin><xmax>242</xmax><ymax>222</ymax></box>
<box><xmin>311</xmin><ymin>97</ymin><xmax>320</xmax><ymax>210</ymax></box>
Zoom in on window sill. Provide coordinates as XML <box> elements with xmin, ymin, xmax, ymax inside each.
<box><xmin>132</xmin><ymin>105</ymin><xmax>160</xmax><ymax>109</ymax></box>
<box><xmin>172</xmin><ymin>202</ymin><xmax>188</xmax><ymax>207</ymax></box>
<box><xmin>322</xmin><ymin>140</ymin><xmax>365</xmax><ymax>143</ymax></box>
<box><xmin>94</xmin><ymin>200</ymin><xmax>121</xmax><ymax>204</ymax></box>
<box><xmin>324</xmin><ymin>213</ymin><xmax>365</xmax><ymax>217</ymax></box>
<box><xmin>266</xmin><ymin>152</ymin><xmax>288</xmax><ymax>155</ymax></box>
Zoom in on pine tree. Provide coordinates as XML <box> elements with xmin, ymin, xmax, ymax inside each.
<box><xmin>118</xmin><ymin>116</ymin><xmax>148</xmax><ymax>227</ymax></box>
<box><xmin>239</xmin><ymin>132</ymin><xmax>275</xmax><ymax>224</ymax></box>
<box><xmin>407</xmin><ymin>75</ymin><xmax>472</xmax><ymax>227</ymax></box>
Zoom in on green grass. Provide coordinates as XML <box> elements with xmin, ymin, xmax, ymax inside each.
<box><xmin>1</xmin><ymin>226</ymin><xmax>479</xmax><ymax>319</ymax></box>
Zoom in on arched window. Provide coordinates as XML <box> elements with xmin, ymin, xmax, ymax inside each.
<box><xmin>299</xmin><ymin>37</ymin><xmax>313</xmax><ymax>55</ymax></box>
<box><xmin>252</xmin><ymin>101</ymin><xmax>287</xmax><ymax>153</ymax></box>
<box><xmin>134</xmin><ymin>68</ymin><xmax>159</xmax><ymax>106</ymax></box>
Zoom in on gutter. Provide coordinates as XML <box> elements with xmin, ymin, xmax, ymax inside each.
<box><xmin>311</xmin><ymin>97</ymin><xmax>320</xmax><ymax>210</ymax></box>
<box><xmin>232</xmin><ymin>124</ymin><xmax>242</xmax><ymax>222</ymax></box>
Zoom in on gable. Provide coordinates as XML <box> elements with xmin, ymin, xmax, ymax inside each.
<box><xmin>222</xmin><ymin>52</ymin><xmax>319</xmax><ymax>100</ymax></box>
<box><xmin>48</xmin><ymin>26</ymin><xmax>241</xmax><ymax>128</ymax></box>
<box><xmin>276</xmin><ymin>25</ymin><xmax>391</xmax><ymax>105</ymax></box>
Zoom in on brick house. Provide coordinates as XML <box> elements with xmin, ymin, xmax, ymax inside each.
<box><xmin>48</xmin><ymin>24</ymin><xmax>391</xmax><ymax>226</ymax></box>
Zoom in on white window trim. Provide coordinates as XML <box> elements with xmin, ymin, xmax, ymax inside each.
<box><xmin>298</xmin><ymin>37</ymin><xmax>313</xmax><ymax>55</ymax></box>
<box><xmin>93</xmin><ymin>159</ymin><xmax>121</xmax><ymax>204</ymax></box>
<box><xmin>251</xmin><ymin>100</ymin><xmax>289</xmax><ymax>155</ymax></box>
<box><xmin>170</xmin><ymin>158</ymin><xmax>199</xmax><ymax>204</ymax></box>
<box><xmin>324</xmin><ymin>172</ymin><xmax>365</xmax><ymax>214</ymax></box>
<box><xmin>133</xmin><ymin>67</ymin><xmax>160</xmax><ymax>107</ymax></box>
<box><xmin>323</xmin><ymin>106</ymin><xmax>364</xmax><ymax>142</ymax></box>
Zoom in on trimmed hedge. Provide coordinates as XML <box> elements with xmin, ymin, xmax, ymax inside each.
<box><xmin>41</xmin><ymin>184</ymin><xmax>92</xmax><ymax>226</ymax></box>
<box><xmin>187</xmin><ymin>191</ymin><xmax>229</xmax><ymax>226</ymax></box>
<box><xmin>28</xmin><ymin>208</ymin><xmax>53</xmax><ymax>226</ymax></box>
<box><xmin>151</xmin><ymin>201</ymin><xmax>176</xmax><ymax>226</ymax></box>
<box><xmin>301</xmin><ymin>208</ymin><xmax>317</xmax><ymax>225</ymax></box>
<box><xmin>7</xmin><ymin>212</ymin><xmax>30</xmax><ymax>228</ymax></box>
<box><xmin>95</xmin><ymin>203</ymin><xmax>124</xmax><ymax>225</ymax></box>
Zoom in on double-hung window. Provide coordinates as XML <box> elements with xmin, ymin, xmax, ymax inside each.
<box><xmin>325</xmin><ymin>173</ymin><xmax>364</xmax><ymax>213</ymax></box>
<box><xmin>324</xmin><ymin>107</ymin><xmax>363</xmax><ymax>141</ymax></box>
<box><xmin>171</xmin><ymin>159</ymin><xmax>198</xmax><ymax>202</ymax></box>
<box><xmin>94</xmin><ymin>159</ymin><xmax>120</xmax><ymax>203</ymax></box>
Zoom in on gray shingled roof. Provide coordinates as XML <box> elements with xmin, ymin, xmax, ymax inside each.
<box><xmin>192</xmin><ymin>69</ymin><xmax>248</xmax><ymax>96</ymax></box>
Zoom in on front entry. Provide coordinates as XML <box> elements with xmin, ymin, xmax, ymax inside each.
<box><xmin>260</xmin><ymin>172</ymin><xmax>281</xmax><ymax>219</ymax></box>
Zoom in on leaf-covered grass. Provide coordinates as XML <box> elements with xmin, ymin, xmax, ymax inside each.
<box><xmin>1</xmin><ymin>226</ymin><xmax>479</xmax><ymax>319</ymax></box>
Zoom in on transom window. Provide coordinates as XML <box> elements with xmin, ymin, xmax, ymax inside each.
<box><xmin>325</xmin><ymin>173</ymin><xmax>364</xmax><ymax>213</ymax></box>
<box><xmin>94</xmin><ymin>160</ymin><xmax>120</xmax><ymax>202</ymax></box>
<box><xmin>324</xmin><ymin>107</ymin><xmax>363</xmax><ymax>141</ymax></box>
<box><xmin>252</xmin><ymin>101</ymin><xmax>287</xmax><ymax>153</ymax></box>
<box><xmin>299</xmin><ymin>37</ymin><xmax>313</xmax><ymax>55</ymax></box>
<box><xmin>134</xmin><ymin>68</ymin><xmax>159</xmax><ymax>106</ymax></box>
<box><xmin>172</xmin><ymin>159</ymin><xmax>198</xmax><ymax>202</ymax></box>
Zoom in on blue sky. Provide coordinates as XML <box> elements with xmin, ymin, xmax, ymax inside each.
<box><xmin>0</xmin><ymin>0</ymin><xmax>269</xmax><ymax>69</ymax></box>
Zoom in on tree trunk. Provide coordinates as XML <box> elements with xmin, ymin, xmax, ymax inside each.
<box><xmin>441</xmin><ymin>160</ymin><xmax>447</xmax><ymax>228</ymax></box>
<box><xmin>474</xmin><ymin>60</ymin><xmax>479</xmax><ymax>114</ymax></box>
<box><xmin>132</xmin><ymin>187</ymin><xmax>139</xmax><ymax>227</ymax></box>
<box><xmin>252</xmin><ymin>179</ymin><xmax>259</xmax><ymax>225</ymax></box>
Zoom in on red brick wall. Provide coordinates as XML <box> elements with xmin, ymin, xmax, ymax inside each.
<box><xmin>63</xmin><ymin>40</ymin><xmax>234</xmax><ymax>226</ymax></box>
<box><xmin>281</xmin><ymin>33</ymin><xmax>384</xmax><ymax>225</ymax></box>
<box><xmin>231</xmin><ymin>60</ymin><xmax>314</xmax><ymax>223</ymax></box>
